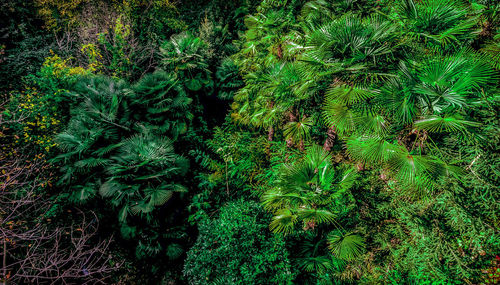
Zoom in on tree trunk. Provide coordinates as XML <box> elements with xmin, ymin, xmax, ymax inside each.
<box><xmin>323</xmin><ymin>127</ymin><xmax>336</xmax><ymax>151</ymax></box>
<box><xmin>299</xmin><ymin>139</ymin><xmax>305</xmax><ymax>151</ymax></box>
<box><xmin>268</xmin><ymin>126</ymin><xmax>274</xmax><ymax>142</ymax></box>
<box><xmin>2</xmin><ymin>239</ymin><xmax>6</xmax><ymax>285</ymax></box>
<box><xmin>287</xmin><ymin>109</ymin><xmax>297</xmax><ymax>122</ymax></box>
<box><xmin>285</xmin><ymin>109</ymin><xmax>297</xmax><ymax>149</ymax></box>
<box><xmin>277</xmin><ymin>43</ymin><xmax>283</xmax><ymax>59</ymax></box>
<box><xmin>356</xmin><ymin>163</ymin><xmax>364</xmax><ymax>172</ymax></box>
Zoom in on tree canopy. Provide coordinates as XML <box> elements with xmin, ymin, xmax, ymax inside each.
<box><xmin>1</xmin><ymin>0</ymin><xmax>499</xmax><ymax>284</ymax></box>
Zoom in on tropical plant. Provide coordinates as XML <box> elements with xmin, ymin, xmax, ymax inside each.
<box><xmin>3</xmin><ymin>0</ymin><xmax>499</xmax><ymax>283</ymax></box>
<box><xmin>53</xmin><ymin>73</ymin><xmax>192</xmax><ymax>261</ymax></box>
<box><xmin>395</xmin><ymin>0</ymin><xmax>476</xmax><ymax>47</ymax></box>
<box><xmin>160</xmin><ymin>32</ymin><xmax>211</xmax><ymax>91</ymax></box>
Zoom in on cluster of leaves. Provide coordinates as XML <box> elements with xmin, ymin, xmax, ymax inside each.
<box><xmin>0</xmin><ymin>0</ymin><xmax>58</xmax><ymax>89</ymax></box>
<box><xmin>52</xmin><ymin>72</ymin><xmax>192</xmax><ymax>264</ymax></box>
<box><xmin>2</xmin><ymin>54</ymin><xmax>90</xmax><ymax>156</ymax></box>
<box><xmin>1</xmin><ymin>0</ymin><xmax>499</xmax><ymax>284</ymax></box>
<box><xmin>225</xmin><ymin>0</ymin><xmax>500</xmax><ymax>283</ymax></box>
<box><xmin>184</xmin><ymin>200</ymin><xmax>295</xmax><ymax>284</ymax></box>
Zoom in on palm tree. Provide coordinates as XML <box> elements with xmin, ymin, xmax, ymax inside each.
<box><xmin>395</xmin><ymin>0</ymin><xmax>476</xmax><ymax>47</ymax></box>
<box><xmin>235</xmin><ymin>7</ymin><xmax>296</xmax><ymax>71</ymax></box>
<box><xmin>298</xmin><ymin>13</ymin><xmax>399</xmax><ymax>84</ymax></box>
<box><xmin>215</xmin><ymin>58</ymin><xmax>244</xmax><ymax>100</ymax></box>
<box><xmin>284</xmin><ymin>114</ymin><xmax>313</xmax><ymax>150</ymax></box>
<box><xmin>160</xmin><ymin>32</ymin><xmax>211</xmax><ymax>91</ymax></box>
<box><xmin>320</xmin><ymin>49</ymin><xmax>494</xmax><ymax>194</ymax></box>
<box><xmin>327</xmin><ymin>231</ymin><xmax>366</xmax><ymax>262</ymax></box>
<box><xmin>233</xmin><ymin>63</ymin><xmax>307</xmax><ymax>141</ymax></box>
<box><xmin>262</xmin><ymin>145</ymin><xmax>357</xmax><ymax>233</ymax></box>
<box><xmin>54</xmin><ymin>76</ymin><xmax>131</xmax><ymax>189</ymax></box>
<box><xmin>262</xmin><ymin>145</ymin><xmax>366</xmax><ymax>262</ymax></box>
<box><xmin>54</xmin><ymin>73</ymin><xmax>192</xmax><ymax>259</ymax></box>
<box><xmin>100</xmin><ymin>132</ymin><xmax>188</xmax><ymax>223</ymax></box>
<box><xmin>378</xmin><ymin>51</ymin><xmax>494</xmax><ymax>126</ymax></box>
<box><xmin>128</xmin><ymin>70</ymin><xmax>193</xmax><ymax>139</ymax></box>
<box><xmin>345</xmin><ymin>136</ymin><xmax>463</xmax><ymax>196</ymax></box>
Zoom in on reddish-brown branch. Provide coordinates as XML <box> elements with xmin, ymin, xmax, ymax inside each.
<box><xmin>0</xmin><ymin>153</ymin><xmax>119</xmax><ymax>284</ymax></box>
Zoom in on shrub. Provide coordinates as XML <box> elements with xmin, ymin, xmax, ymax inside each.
<box><xmin>184</xmin><ymin>200</ymin><xmax>295</xmax><ymax>284</ymax></box>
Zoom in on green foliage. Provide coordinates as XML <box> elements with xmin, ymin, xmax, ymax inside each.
<box><xmin>3</xmin><ymin>54</ymin><xmax>90</xmax><ymax>156</ymax></box>
<box><xmin>184</xmin><ymin>200</ymin><xmax>295</xmax><ymax>284</ymax></box>
<box><xmin>262</xmin><ymin>145</ymin><xmax>357</xmax><ymax>234</ymax></box>
<box><xmin>160</xmin><ymin>32</ymin><xmax>212</xmax><ymax>92</ymax></box>
<box><xmin>3</xmin><ymin>0</ymin><xmax>499</xmax><ymax>284</ymax></box>
<box><xmin>128</xmin><ymin>71</ymin><xmax>193</xmax><ymax>139</ymax></box>
<box><xmin>125</xmin><ymin>0</ymin><xmax>186</xmax><ymax>43</ymax></box>
<box><xmin>229</xmin><ymin>0</ymin><xmax>499</xmax><ymax>283</ymax></box>
<box><xmin>53</xmin><ymin>73</ymin><xmax>192</xmax><ymax>260</ymax></box>
<box><xmin>0</xmin><ymin>36</ymin><xmax>59</xmax><ymax>90</ymax></box>
<box><xmin>95</xmin><ymin>17</ymin><xmax>137</xmax><ymax>78</ymax></box>
<box><xmin>215</xmin><ymin>58</ymin><xmax>244</xmax><ymax>100</ymax></box>
<box><xmin>283</xmin><ymin>115</ymin><xmax>313</xmax><ymax>146</ymax></box>
<box><xmin>395</xmin><ymin>0</ymin><xmax>476</xmax><ymax>46</ymax></box>
<box><xmin>327</xmin><ymin>231</ymin><xmax>365</xmax><ymax>262</ymax></box>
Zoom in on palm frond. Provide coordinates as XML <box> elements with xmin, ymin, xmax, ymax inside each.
<box><xmin>414</xmin><ymin>115</ymin><xmax>480</xmax><ymax>134</ymax></box>
<box><xmin>325</xmin><ymin>84</ymin><xmax>376</xmax><ymax>106</ymax></box>
<box><xmin>327</xmin><ymin>232</ymin><xmax>365</xmax><ymax>261</ymax></box>
<box><xmin>145</xmin><ymin>187</ymin><xmax>174</xmax><ymax>207</ymax></box>
<box><xmin>298</xmin><ymin>208</ymin><xmax>336</xmax><ymax>225</ymax></box>
<box><xmin>269</xmin><ymin>209</ymin><xmax>297</xmax><ymax>234</ymax></box>
<box><xmin>346</xmin><ymin>137</ymin><xmax>402</xmax><ymax>166</ymax></box>
<box><xmin>99</xmin><ymin>180</ymin><xmax>124</xmax><ymax>198</ymax></box>
<box><xmin>283</xmin><ymin>115</ymin><xmax>313</xmax><ymax>144</ymax></box>
<box><xmin>322</xmin><ymin>103</ymin><xmax>357</xmax><ymax>135</ymax></box>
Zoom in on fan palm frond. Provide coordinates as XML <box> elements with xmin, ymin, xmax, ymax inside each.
<box><xmin>145</xmin><ymin>187</ymin><xmax>174</xmax><ymax>207</ymax></box>
<box><xmin>297</xmin><ymin>256</ymin><xmax>334</xmax><ymax>274</ymax></box>
<box><xmin>327</xmin><ymin>232</ymin><xmax>365</xmax><ymax>261</ymax></box>
<box><xmin>346</xmin><ymin>137</ymin><xmax>402</xmax><ymax>166</ymax></box>
<box><xmin>262</xmin><ymin>190</ymin><xmax>308</xmax><ymax>210</ymax></box>
<box><xmin>160</xmin><ymin>32</ymin><xmax>208</xmax><ymax>72</ymax></box>
<box><xmin>398</xmin><ymin>0</ymin><xmax>475</xmax><ymax>45</ymax></box>
<box><xmin>387</xmin><ymin>150</ymin><xmax>447</xmax><ymax>195</ymax></box>
<box><xmin>325</xmin><ymin>84</ymin><xmax>376</xmax><ymax>106</ymax></box>
<box><xmin>298</xmin><ymin>208</ymin><xmax>337</xmax><ymax>225</ymax></box>
<box><xmin>322</xmin><ymin>103</ymin><xmax>357</xmax><ymax>135</ymax></box>
<box><xmin>70</xmin><ymin>183</ymin><xmax>97</xmax><ymax>203</ymax></box>
<box><xmin>269</xmin><ymin>209</ymin><xmax>297</xmax><ymax>234</ymax></box>
<box><xmin>355</xmin><ymin>114</ymin><xmax>390</xmax><ymax>137</ymax></box>
<box><xmin>283</xmin><ymin>115</ymin><xmax>313</xmax><ymax>144</ymax></box>
<box><xmin>414</xmin><ymin>115</ymin><xmax>480</xmax><ymax>134</ymax></box>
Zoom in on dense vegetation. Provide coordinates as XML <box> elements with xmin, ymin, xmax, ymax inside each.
<box><xmin>1</xmin><ymin>0</ymin><xmax>499</xmax><ymax>284</ymax></box>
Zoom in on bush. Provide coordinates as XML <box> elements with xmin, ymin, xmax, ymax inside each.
<box><xmin>2</xmin><ymin>53</ymin><xmax>89</xmax><ymax>156</ymax></box>
<box><xmin>184</xmin><ymin>200</ymin><xmax>295</xmax><ymax>284</ymax></box>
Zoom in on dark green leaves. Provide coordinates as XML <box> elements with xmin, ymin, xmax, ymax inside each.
<box><xmin>55</xmin><ymin>73</ymin><xmax>191</xmax><ymax>256</ymax></box>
